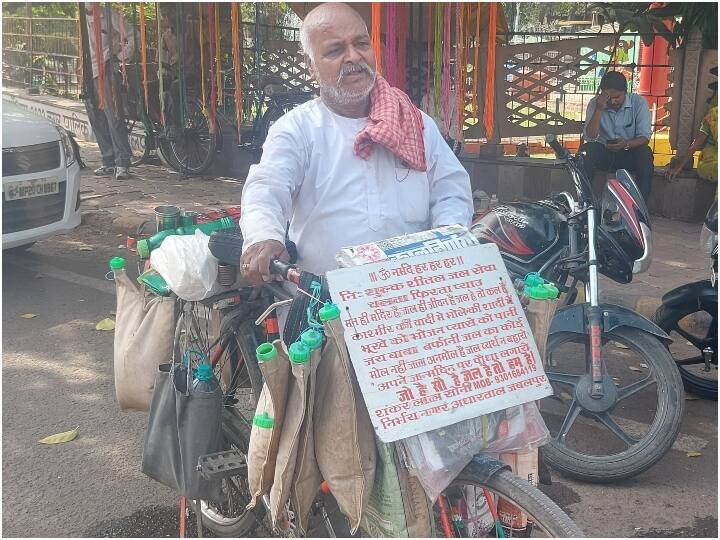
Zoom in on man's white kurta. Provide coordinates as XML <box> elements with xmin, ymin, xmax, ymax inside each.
<box><xmin>240</xmin><ymin>98</ymin><xmax>473</xmax><ymax>275</ymax></box>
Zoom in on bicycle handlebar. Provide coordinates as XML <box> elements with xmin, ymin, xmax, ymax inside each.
<box><xmin>269</xmin><ymin>259</ymin><xmax>301</xmax><ymax>285</ymax></box>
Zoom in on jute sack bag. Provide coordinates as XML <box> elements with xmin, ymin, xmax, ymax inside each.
<box><xmin>314</xmin><ymin>316</ymin><xmax>377</xmax><ymax>534</ymax></box>
<box><xmin>246</xmin><ymin>340</ymin><xmax>291</xmax><ymax>510</ymax></box>
<box><xmin>268</xmin><ymin>342</ymin><xmax>313</xmax><ymax>528</ymax></box>
<box><xmin>360</xmin><ymin>440</ymin><xmax>434</xmax><ymax>538</ymax></box>
<box><xmin>113</xmin><ymin>265</ymin><xmax>176</xmax><ymax>411</ymax></box>
<box><xmin>290</xmin><ymin>334</ymin><xmax>324</xmax><ymax>533</ymax></box>
<box><xmin>524</xmin><ymin>298</ymin><xmax>559</xmax><ymax>364</ymax></box>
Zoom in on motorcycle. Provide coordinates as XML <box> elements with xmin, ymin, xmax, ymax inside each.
<box><xmin>471</xmin><ymin>135</ymin><xmax>684</xmax><ymax>483</ymax></box>
<box><xmin>652</xmin><ymin>200</ymin><xmax>717</xmax><ymax>399</ymax></box>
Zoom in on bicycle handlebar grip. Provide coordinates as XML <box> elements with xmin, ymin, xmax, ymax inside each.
<box><xmin>269</xmin><ymin>259</ymin><xmax>293</xmax><ymax>277</ymax></box>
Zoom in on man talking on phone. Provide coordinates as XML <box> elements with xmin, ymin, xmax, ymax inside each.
<box><xmin>580</xmin><ymin>71</ymin><xmax>654</xmax><ymax>200</ymax></box>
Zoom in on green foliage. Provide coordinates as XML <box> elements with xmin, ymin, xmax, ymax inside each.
<box><xmin>590</xmin><ymin>2</ymin><xmax>717</xmax><ymax>49</ymax></box>
<box><xmin>2</xmin><ymin>2</ymin><xmax>78</xmax><ymax>18</ymax></box>
<box><xmin>502</xmin><ymin>2</ymin><xmax>591</xmax><ymax>32</ymax></box>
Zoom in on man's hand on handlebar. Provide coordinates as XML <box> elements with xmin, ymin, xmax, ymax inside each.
<box><xmin>240</xmin><ymin>239</ymin><xmax>290</xmax><ymax>286</ymax></box>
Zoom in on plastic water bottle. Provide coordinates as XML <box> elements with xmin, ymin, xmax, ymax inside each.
<box><xmin>136</xmin><ymin>216</ymin><xmax>235</xmax><ymax>259</ymax></box>
<box><xmin>300</xmin><ymin>328</ymin><xmax>323</xmax><ymax>351</ymax></box>
<box><xmin>288</xmin><ymin>342</ymin><xmax>310</xmax><ymax>364</ymax></box>
<box><xmin>109</xmin><ymin>256</ymin><xmax>127</xmax><ymax>278</ymax></box>
<box><xmin>192</xmin><ymin>363</ymin><xmax>220</xmax><ymax>393</ymax></box>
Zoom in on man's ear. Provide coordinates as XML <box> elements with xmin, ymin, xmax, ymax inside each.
<box><xmin>304</xmin><ymin>53</ymin><xmax>318</xmax><ymax>80</ymax></box>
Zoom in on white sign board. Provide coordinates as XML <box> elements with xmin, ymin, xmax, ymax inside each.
<box><xmin>326</xmin><ymin>243</ymin><xmax>554</xmax><ymax>442</ymax></box>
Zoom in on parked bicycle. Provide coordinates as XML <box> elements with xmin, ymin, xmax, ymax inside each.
<box><xmin>170</xmin><ymin>233</ymin><xmax>582</xmax><ymax>538</ymax></box>
<box><xmin>471</xmin><ymin>134</ymin><xmax>684</xmax><ymax>482</ymax></box>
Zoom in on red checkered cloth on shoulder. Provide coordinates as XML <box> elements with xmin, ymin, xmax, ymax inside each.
<box><xmin>353</xmin><ymin>75</ymin><xmax>427</xmax><ymax>172</ymax></box>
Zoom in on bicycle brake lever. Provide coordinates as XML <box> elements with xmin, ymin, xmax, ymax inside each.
<box><xmin>254</xmin><ymin>298</ymin><xmax>294</xmax><ymax>326</ymax></box>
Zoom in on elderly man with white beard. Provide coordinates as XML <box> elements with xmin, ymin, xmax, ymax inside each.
<box><xmin>239</xmin><ymin>2</ymin><xmax>473</xmax><ymax>284</ymax></box>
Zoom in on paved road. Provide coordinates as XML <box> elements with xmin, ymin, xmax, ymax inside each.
<box><xmin>2</xmin><ymin>223</ymin><xmax>717</xmax><ymax>537</ymax></box>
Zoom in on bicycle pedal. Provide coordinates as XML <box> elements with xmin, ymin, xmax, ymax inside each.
<box><xmin>196</xmin><ymin>449</ymin><xmax>247</xmax><ymax>480</ymax></box>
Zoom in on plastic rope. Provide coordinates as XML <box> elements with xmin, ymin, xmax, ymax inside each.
<box><xmin>456</xmin><ymin>3</ymin><xmax>465</xmax><ymax>139</ymax></box>
<box><xmin>433</xmin><ymin>3</ymin><xmax>442</xmax><ymax>120</ymax></box>
<box><xmin>385</xmin><ymin>3</ymin><xmax>396</xmax><ymax>86</ymax></box>
<box><xmin>91</xmin><ymin>3</ymin><xmax>106</xmax><ymax>109</ymax></box>
<box><xmin>198</xmin><ymin>3</ymin><xmax>207</xmax><ymax>115</ymax></box>
<box><xmin>484</xmin><ymin>2</ymin><xmax>497</xmax><ymax>140</ymax></box>
<box><xmin>371</xmin><ymin>3</ymin><xmax>383</xmax><ymax>75</ymax></box>
<box><xmin>176</xmin><ymin>4</ymin><xmax>187</xmax><ymax>127</ymax></box>
<box><xmin>231</xmin><ymin>2</ymin><xmax>244</xmax><ymax>139</ymax></box>
<box><xmin>138</xmin><ymin>3</ymin><xmax>150</xmax><ymax>115</ymax></box>
<box><xmin>215</xmin><ymin>4</ymin><xmax>222</xmax><ymax>106</ymax></box>
<box><xmin>426</xmin><ymin>2</ymin><xmax>432</xmax><ymax>107</ymax></box>
<box><xmin>441</xmin><ymin>4</ymin><xmax>451</xmax><ymax>136</ymax></box>
<box><xmin>397</xmin><ymin>2</ymin><xmax>407</xmax><ymax>92</ymax></box>
<box><xmin>472</xmin><ymin>3</ymin><xmax>481</xmax><ymax>118</ymax></box>
<box><xmin>157</xmin><ymin>2</ymin><xmax>165</xmax><ymax>126</ymax></box>
<box><xmin>207</xmin><ymin>3</ymin><xmax>217</xmax><ymax>131</ymax></box>
<box><xmin>304</xmin><ymin>281</ymin><xmax>325</xmax><ymax>334</ymax></box>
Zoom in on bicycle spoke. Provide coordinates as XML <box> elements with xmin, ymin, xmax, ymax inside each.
<box><xmin>556</xmin><ymin>399</ymin><xmax>582</xmax><ymax>443</ymax></box>
<box><xmin>592</xmin><ymin>412</ymin><xmax>638</xmax><ymax>447</ymax></box>
<box><xmin>617</xmin><ymin>375</ymin><xmax>655</xmax><ymax>401</ymax></box>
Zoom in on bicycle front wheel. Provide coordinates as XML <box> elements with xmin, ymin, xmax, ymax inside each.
<box><xmin>439</xmin><ymin>461</ymin><xmax>583</xmax><ymax>538</ymax></box>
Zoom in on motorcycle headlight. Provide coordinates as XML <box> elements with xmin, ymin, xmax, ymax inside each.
<box><xmin>57</xmin><ymin>127</ymin><xmax>76</xmax><ymax>167</ymax></box>
<box><xmin>700</xmin><ymin>224</ymin><xmax>717</xmax><ymax>256</ymax></box>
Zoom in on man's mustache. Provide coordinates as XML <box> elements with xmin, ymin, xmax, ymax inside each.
<box><xmin>337</xmin><ymin>62</ymin><xmax>374</xmax><ymax>84</ymax></box>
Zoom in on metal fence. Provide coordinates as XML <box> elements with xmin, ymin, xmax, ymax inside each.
<box><xmin>2</xmin><ymin>16</ymin><xmax>82</xmax><ymax>98</ymax></box>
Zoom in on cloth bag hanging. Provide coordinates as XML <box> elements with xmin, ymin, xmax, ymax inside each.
<box><xmin>313</xmin><ymin>317</ymin><xmax>377</xmax><ymax>534</ymax></box>
<box><xmin>524</xmin><ymin>298</ymin><xmax>559</xmax><ymax>364</ymax></box>
<box><xmin>113</xmin><ymin>267</ymin><xmax>176</xmax><ymax>411</ymax></box>
<box><xmin>141</xmin><ymin>362</ymin><xmax>224</xmax><ymax>500</ymax></box>
<box><xmin>246</xmin><ymin>340</ymin><xmax>291</xmax><ymax>509</ymax></box>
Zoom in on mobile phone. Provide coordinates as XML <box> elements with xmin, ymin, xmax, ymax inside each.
<box><xmin>606</xmin><ymin>139</ymin><xmax>619</xmax><ymax>145</ymax></box>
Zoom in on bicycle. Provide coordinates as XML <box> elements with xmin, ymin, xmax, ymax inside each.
<box><xmin>170</xmin><ymin>233</ymin><xmax>583</xmax><ymax>537</ymax></box>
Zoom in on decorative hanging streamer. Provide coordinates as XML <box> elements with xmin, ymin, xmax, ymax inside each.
<box><xmin>472</xmin><ymin>2</ymin><xmax>481</xmax><ymax>117</ymax></box>
<box><xmin>118</xmin><ymin>9</ymin><xmax>128</xmax><ymax>87</ymax></box>
<box><xmin>207</xmin><ymin>3</ymin><xmax>217</xmax><ymax>129</ymax></box>
<box><xmin>215</xmin><ymin>4</ymin><xmax>222</xmax><ymax>106</ymax></box>
<box><xmin>385</xmin><ymin>3</ymin><xmax>396</xmax><ymax>86</ymax></box>
<box><xmin>198</xmin><ymin>3</ymin><xmax>207</xmax><ymax>114</ymax></box>
<box><xmin>456</xmin><ymin>3</ymin><xmax>465</xmax><ymax>140</ymax></box>
<box><xmin>432</xmin><ymin>3</ymin><xmax>442</xmax><ymax>121</ymax></box>
<box><xmin>132</xmin><ymin>3</ymin><xmax>146</xmax><ymax>124</ymax></box>
<box><xmin>441</xmin><ymin>3</ymin><xmax>452</xmax><ymax>136</ymax></box>
<box><xmin>157</xmin><ymin>2</ymin><xmax>165</xmax><ymax>125</ymax></box>
<box><xmin>91</xmin><ymin>3</ymin><xmax>106</xmax><ymax>108</ymax></box>
<box><xmin>139</xmin><ymin>2</ymin><xmax>149</xmax><ymax>114</ymax></box>
<box><xmin>231</xmin><ymin>2</ymin><xmax>243</xmax><ymax>139</ymax></box>
<box><xmin>484</xmin><ymin>2</ymin><xmax>497</xmax><ymax>140</ymax></box>
<box><xmin>371</xmin><ymin>3</ymin><xmax>382</xmax><ymax>75</ymax></box>
<box><xmin>104</xmin><ymin>2</ymin><xmax>118</xmax><ymax>112</ymax></box>
<box><xmin>426</xmin><ymin>2</ymin><xmax>432</xmax><ymax>107</ymax></box>
<box><xmin>176</xmin><ymin>3</ymin><xmax>187</xmax><ymax>127</ymax></box>
<box><xmin>397</xmin><ymin>2</ymin><xmax>407</xmax><ymax>92</ymax></box>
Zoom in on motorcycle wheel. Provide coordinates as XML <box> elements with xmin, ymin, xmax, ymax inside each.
<box><xmin>652</xmin><ymin>303</ymin><xmax>717</xmax><ymax>399</ymax></box>
<box><xmin>539</xmin><ymin>326</ymin><xmax>684</xmax><ymax>482</ymax></box>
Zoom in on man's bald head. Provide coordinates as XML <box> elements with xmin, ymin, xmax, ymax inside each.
<box><xmin>299</xmin><ymin>3</ymin><xmax>368</xmax><ymax>61</ymax></box>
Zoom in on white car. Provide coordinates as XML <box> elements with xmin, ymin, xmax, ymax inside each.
<box><xmin>2</xmin><ymin>99</ymin><xmax>82</xmax><ymax>250</ymax></box>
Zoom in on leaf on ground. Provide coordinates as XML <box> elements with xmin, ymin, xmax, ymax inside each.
<box><xmin>39</xmin><ymin>427</ymin><xmax>79</xmax><ymax>445</ymax></box>
<box><xmin>613</xmin><ymin>341</ymin><xmax>629</xmax><ymax>349</ymax></box>
<box><xmin>639</xmin><ymin>363</ymin><xmax>649</xmax><ymax>369</ymax></box>
<box><xmin>628</xmin><ymin>366</ymin><xmax>642</xmax><ymax>372</ymax></box>
<box><xmin>686</xmin><ymin>451</ymin><xmax>702</xmax><ymax>458</ymax></box>
<box><xmin>79</xmin><ymin>246</ymin><xmax>94</xmax><ymax>251</ymax></box>
<box><xmin>685</xmin><ymin>395</ymin><xmax>701</xmax><ymax>400</ymax></box>
<box><xmin>20</xmin><ymin>313</ymin><xmax>37</xmax><ymax>319</ymax></box>
<box><xmin>95</xmin><ymin>318</ymin><xmax>116</xmax><ymax>331</ymax></box>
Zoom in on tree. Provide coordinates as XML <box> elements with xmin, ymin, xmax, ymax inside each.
<box><xmin>590</xmin><ymin>2</ymin><xmax>718</xmax><ymax>49</ymax></box>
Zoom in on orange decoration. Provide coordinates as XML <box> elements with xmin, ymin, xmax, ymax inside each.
<box><xmin>371</xmin><ymin>3</ymin><xmax>383</xmax><ymax>75</ymax></box>
<box><xmin>484</xmin><ymin>3</ymin><xmax>497</xmax><ymax>140</ymax></box>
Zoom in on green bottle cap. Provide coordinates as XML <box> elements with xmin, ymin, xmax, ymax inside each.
<box><xmin>318</xmin><ymin>302</ymin><xmax>341</xmax><ymax>322</ymax></box>
<box><xmin>525</xmin><ymin>284</ymin><xmax>559</xmax><ymax>300</ymax></box>
<box><xmin>524</xmin><ymin>273</ymin><xmax>545</xmax><ymax>287</ymax></box>
<box><xmin>109</xmin><ymin>256</ymin><xmax>126</xmax><ymax>270</ymax></box>
<box><xmin>253</xmin><ymin>411</ymin><xmax>274</xmax><ymax>429</ymax></box>
<box><xmin>136</xmin><ymin>239</ymin><xmax>151</xmax><ymax>259</ymax></box>
<box><xmin>256</xmin><ymin>342</ymin><xmax>278</xmax><ymax>362</ymax></box>
<box><xmin>194</xmin><ymin>363</ymin><xmax>214</xmax><ymax>382</ymax></box>
<box><xmin>300</xmin><ymin>329</ymin><xmax>323</xmax><ymax>350</ymax></box>
<box><xmin>288</xmin><ymin>342</ymin><xmax>310</xmax><ymax>364</ymax></box>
